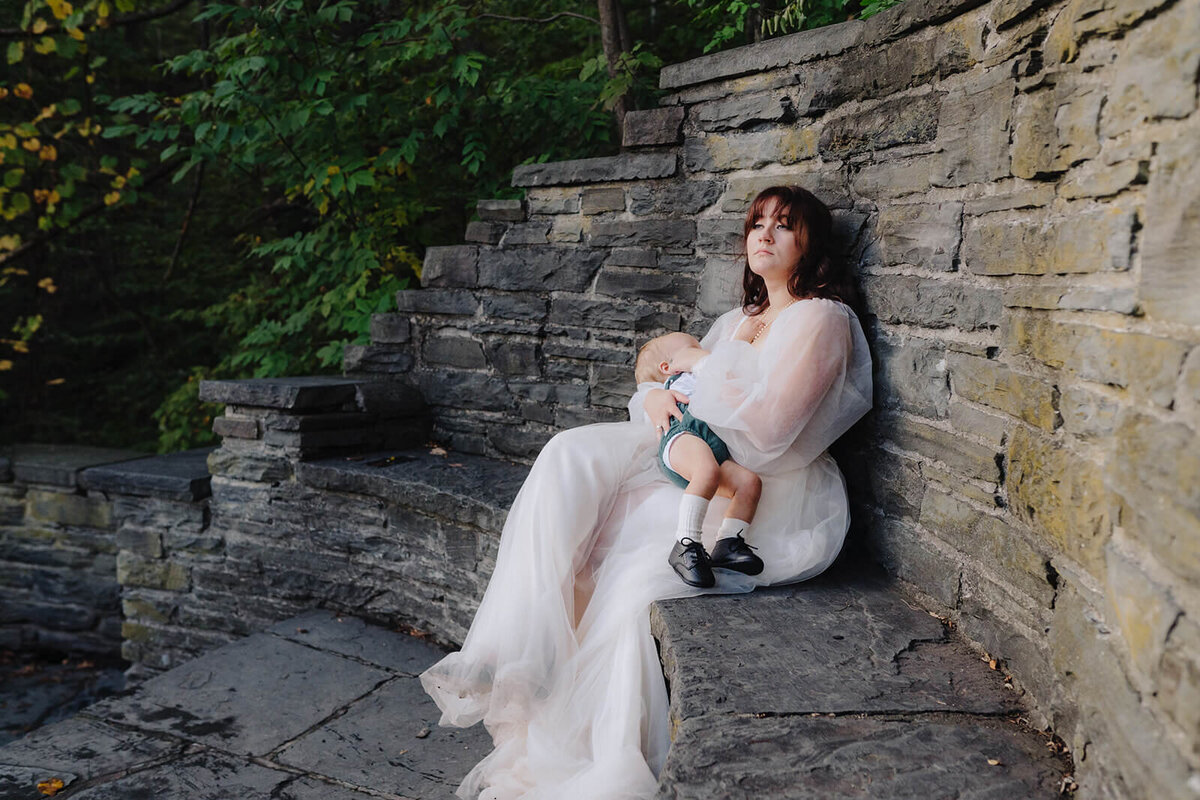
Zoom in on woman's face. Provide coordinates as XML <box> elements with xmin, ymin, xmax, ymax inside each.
<box><xmin>746</xmin><ymin>200</ymin><xmax>803</xmax><ymax>284</ymax></box>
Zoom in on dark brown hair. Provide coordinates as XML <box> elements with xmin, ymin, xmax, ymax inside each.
<box><xmin>741</xmin><ymin>185</ymin><xmax>859</xmax><ymax>315</ymax></box>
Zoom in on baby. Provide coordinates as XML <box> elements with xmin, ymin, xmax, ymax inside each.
<box><xmin>635</xmin><ymin>332</ymin><xmax>764</xmax><ymax>588</ymax></box>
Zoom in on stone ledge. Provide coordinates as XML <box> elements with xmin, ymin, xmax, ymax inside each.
<box><xmin>512</xmin><ymin>153</ymin><xmax>677</xmax><ymax>187</ymax></box>
<box><xmin>650</xmin><ymin>564</ymin><xmax>1072</xmax><ymax>798</ymax></box>
<box><xmin>1</xmin><ymin>444</ymin><xmax>148</xmax><ymax>490</ymax></box>
<box><xmin>297</xmin><ymin>449</ymin><xmax>529</xmax><ymax>533</ymax></box>
<box><xmin>199</xmin><ymin>376</ymin><xmax>360</xmax><ymax>411</ymax></box>
<box><xmin>79</xmin><ymin>448</ymin><xmax>215</xmax><ymax>502</ymax></box>
<box><xmin>0</xmin><ymin>456</ymin><xmax>10</xmax><ymax>483</ymax></box>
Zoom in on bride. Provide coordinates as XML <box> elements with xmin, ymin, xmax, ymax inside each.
<box><xmin>420</xmin><ymin>185</ymin><xmax>873</xmax><ymax>799</ymax></box>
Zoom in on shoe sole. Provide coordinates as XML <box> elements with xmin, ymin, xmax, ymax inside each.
<box><xmin>672</xmin><ymin>565</ymin><xmax>715</xmax><ymax>588</ymax></box>
<box><xmin>711</xmin><ymin>560</ymin><xmax>764</xmax><ymax>576</ymax></box>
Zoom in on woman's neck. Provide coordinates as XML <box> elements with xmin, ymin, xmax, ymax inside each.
<box><xmin>764</xmin><ymin>280</ymin><xmax>795</xmax><ymax>311</ymax></box>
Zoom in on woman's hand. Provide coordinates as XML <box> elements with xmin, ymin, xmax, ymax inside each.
<box><xmin>667</xmin><ymin>346</ymin><xmax>710</xmax><ymax>374</ymax></box>
<box><xmin>644</xmin><ymin>388</ymin><xmax>689</xmax><ymax>438</ymax></box>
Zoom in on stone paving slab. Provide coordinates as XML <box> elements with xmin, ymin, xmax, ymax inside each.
<box><xmin>650</xmin><ymin>565</ymin><xmax>1071</xmax><ymax>799</ymax></box>
<box><xmin>1</xmin><ymin>445</ymin><xmax>147</xmax><ymax>489</ymax></box>
<box><xmin>86</xmin><ymin>633</ymin><xmax>390</xmax><ymax>757</ymax></box>
<box><xmin>268</xmin><ymin>610</ymin><xmax>445</xmax><ymax>675</ymax></box>
<box><xmin>652</xmin><ymin>571</ymin><xmax>1018</xmax><ymax>721</ymax></box>
<box><xmin>277</xmin><ymin>676</ymin><xmax>491</xmax><ymax>799</ymax></box>
<box><xmin>0</xmin><ymin>615</ymin><xmax>492</xmax><ymax>800</ymax></box>
<box><xmin>657</xmin><ymin>714</ymin><xmax>1066</xmax><ymax>799</ymax></box>
<box><xmin>79</xmin><ymin>448</ymin><xmax>214</xmax><ymax>502</ymax></box>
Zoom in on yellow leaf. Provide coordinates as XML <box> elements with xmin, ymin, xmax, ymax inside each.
<box><xmin>32</xmin><ymin>18</ymin><xmax>48</xmax><ymax>34</ymax></box>
<box><xmin>34</xmin><ymin>36</ymin><xmax>56</xmax><ymax>55</ymax></box>
<box><xmin>0</xmin><ymin>360</ymin><xmax>12</xmax><ymax>371</ymax></box>
<box><xmin>86</xmin><ymin>73</ymin><xmax>95</xmax><ymax>84</ymax></box>
<box><xmin>23</xmin><ymin>138</ymin><xmax>40</xmax><ymax>151</ymax></box>
<box><xmin>47</xmin><ymin>0</ymin><xmax>73</xmax><ymax>20</ymax></box>
<box><xmin>12</xmin><ymin>340</ymin><xmax>28</xmax><ymax>353</ymax></box>
<box><xmin>38</xmin><ymin>145</ymin><xmax>57</xmax><ymax>161</ymax></box>
<box><xmin>103</xmin><ymin>191</ymin><xmax>120</xmax><ymax>205</ymax></box>
<box><xmin>98</xmin><ymin>1</ymin><xmax>111</xmax><ymax>18</ymax></box>
<box><xmin>0</xmin><ymin>134</ymin><xmax>15</xmax><ymax>148</ymax></box>
<box><xmin>46</xmin><ymin>377</ymin><xmax>66</xmax><ymax>385</ymax></box>
<box><xmin>66</xmin><ymin>27</ymin><xmax>84</xmax><ymax>41</ymax></box>
<box><xmin>37</xmin><ymin>277</ymin><xmax>56</xmax><ymax>294</ymax></box>
<box><xmin>327</xmin><ymin>165</ymin><xmax>340</xmax><ymax>175</ymax></box>
<box><xmin>112</xmin><ymin>174</ymin><xmax>126</xmax><ymax>188</ymax></box>
<box><xmin>0</xmin><ymin>235</ymin><xmax>19</xmax><ymax>251</ymax></box>
<box><xmin>15</xmin><ymin>83</ymin><xmax>33</xmax><ymax>100</ymax></box>
<box><xmin>0</xmin><ymin>88</ymin><xmax>8</xmax><ymax>100</ymax></box>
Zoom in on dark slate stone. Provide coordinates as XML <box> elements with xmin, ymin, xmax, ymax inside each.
<box><xmin>696</xmin><ymin>218</ymin><xmax>745</xmax><ymax>255</ymax></box>
<box><xmin>623</xmin><ymin>106</ymin><xmax>686</xmax><ymax>147</ymax></box>
<box><xmin>2</xmin><ymin>444</ymin><xmax>147</xmax><ymax>489</ymax></box>
<box><xmin>0</xmin><ymin>717</ymin><xmax>178</xmax><ymax>788</ymax></box>
<box><xmin>487</xmin><ymin>424</ymin><xmax>554</xmax><ymax>460</ymax></box>
<box><xmin>592</xmin><ymin>364</ymin><xmax>637</xmax><ymax>409</ymax></box>
<box><xmin>369</xmin><ymin>313</ymin><xmax>411</xmax><ymax>345</ymax></box>
<box><xmin>0</xmin><ymin>456</ymin><xmax>11</xmax><ymax>483</ymax></box>
<box><xmin>486</xmin><ymin>339</ymin><xmax>540</xmax><ymax>377</ymax></box>
<box><xmin>658</xmin><ymin>714</ymin><xmax>1070</xmax><ymax>799</ymax></box>
<box><xmin>299</xmin><ymin>449</ymin><xmax>529</xmax><ymax>533</ymax></box>
<box><xmin>605</xmin><ymin>248</ymin><xmax>658</xmax><ymax>268</ymax></box>
<box><xmin>695</xmin><ymin>92</ymin><xmax>795</xmax><ymax>132</ymax></box>
<box><xmin>500</xmin><ymin>222</ymin><xmax>551</xmax><ymax>246</ymax></box>
<box><xmin>594</xmin><ymin>267</ymin><xmax>698</xmax><ymax>304</ymax></box>
<box><xmin>414</xmin><ymin>370</ymin><xmax>515</xmax><ymax>413</ymax></box>
<box><xmin>275</xmin><ymin>676</ymin><xmax>492</xmax><ymax>796</ymax></box>
<box><xmin>212</xmin><ymin>416</ymin><xmax>259</xmax><ymax>440</ymax></box>
<box><xmin>651</xmin><ymin>568</ymin><xmax>1017</xmax><ymax>721</ymax></box>
<box><xmin>629</xmin><ymin>180</ymin><xmax>725</xmax><ymax>216</ymax></box>
<box><xmin>423</xmin><ymin>335</ymin><xmax>488</xmax><ymax>369</ymax></box>
<box><xmin>354</xmin><ymin>380</ymin><xmax>427</xmax><ymax>419</ymax></box>
<box><xmin>549</xmin><ymin>296</ymin><xmax>682</xmax><ymax>332</ymax></box>
<box><xmin>588</xmin><ymin>219</ymin><xmax>697</xmax><ymax>249</ymax></box>
<box><xmin>464</xmin><ymin>220</ymin><xmax>505</xmax><ymax>245</ymax></box>
<box><xmin>199</xmin><ymin>376</ymin><xmax>360</xmax><ymax>411</ymax></box>
<box><xmin>819</xmin><ymin>92</ymin><xmax>943</xmax><ymax>157</ymax></box>
<box><xmin>268</xmin><ymin>610</ymin><xmax>445</xmax><ymax>675</ymax></box>
<box><xmin>478</xmin><ymin>247</ymin><xmax>606</xmax><ymax>292</ymax></box>
<box><xmin>481</xmin><ymin>293</ymin><xmax>549</xmax><ymax>322</ymax></box>
<box><xmin>511</xmin><ymin>153</ymin><xmax>677</xmax><ymax>187</ymax></box>
<box><xmin>342</xmin><ymin>345</ymin><xmax>414</xmax><ymax>375</ymax></box>
<box><xmin>79</xmin><ymin>448</ymin><xmax>214</xmax><ymax>502</ymax></box>
<box><xmin>659</xmin><ymin>20</ymin><xmax>863</xmax><ymax>89</ymax></box>
<box><xmin>421</xmin><ymin>246</ymin><xmax>479</xmax><ymax>288</ymax></box>
<box><xmin>580</xmin><ymin>187</ymin><xmax>626</xmax><ymax>215</ymax></box>
<box><xmin>476</xmin><ymin>198</ymin><xmax>526</xmax><ymax>222</ymax></box>
<box><xmin>394</xmin><ymin>288</ymin><xmax>480</xmax><ymax>315</ymax></box>
<box><xmin>800</xmin><ymin>35</ymin><xmax>974</xmax><ymax>114</ymax></box>
<box><xmin>861</xmin><ymin>0</ymin><xmax>991</xmax><ymax>43</ymax></box>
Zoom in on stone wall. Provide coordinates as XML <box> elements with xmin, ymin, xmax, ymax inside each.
<box><xmin>336</xmin><ymin>0</ymin><xmax>1199</xmax><ymax>795</ymax></box>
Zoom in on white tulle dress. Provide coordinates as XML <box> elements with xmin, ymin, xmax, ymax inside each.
<box><xmin>420</xmin><ymin>298</ymin><xmax>873</xmax><ymax>799</ymax></box>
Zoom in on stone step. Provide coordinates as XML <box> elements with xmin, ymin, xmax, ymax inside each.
<box><xmin>650</xmin><ymin>564</ymin><xmax>1073</xmax><ymax>799</ymax></box>
<box><xmin>0</xmin><ymin>610</ymin><xmax>490</xmax><ymax>800</ymax></box>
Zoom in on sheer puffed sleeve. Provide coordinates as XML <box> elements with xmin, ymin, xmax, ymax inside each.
<box><xmin>688</xmin><ymin>299</ymin><xmax>872</xmax><ymax>473</ymax></box>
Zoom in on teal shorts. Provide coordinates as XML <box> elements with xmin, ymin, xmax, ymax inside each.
<box><xmin>657</xmin><ymin>405</ymin><xmax>730</xmax><ymax>489</ymax></box>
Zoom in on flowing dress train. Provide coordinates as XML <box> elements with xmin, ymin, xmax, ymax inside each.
<box><xmin>420</xmin><ymin>299</ymin><xmax>873</xmax><ymax>799</ymax></box>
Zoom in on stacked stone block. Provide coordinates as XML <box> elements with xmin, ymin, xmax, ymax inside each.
<box><xmin>0</xmin><ymin>445</ymin><xmax>143</xmax><ymax>656</ymax></box>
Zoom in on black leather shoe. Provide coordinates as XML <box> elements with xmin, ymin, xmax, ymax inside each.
<box><xmin>710</xmin><ymin>534</ymin><xmax>764</xmax><ymax>575</ymax></box>
<box><xmin>669</xmin><ymin>538</ymin><xmax>715</xmax><ymax>588</ymax></box>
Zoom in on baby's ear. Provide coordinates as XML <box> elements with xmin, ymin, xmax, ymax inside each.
<box><xmin>659</xmin><ymin>359</ymin><xmax>671</xmax><ymax>375</ymax></box>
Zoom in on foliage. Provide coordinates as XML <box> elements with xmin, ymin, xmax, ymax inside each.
<box><xmin>683</xmin><ymin>0</ymin><xmax>904</xmax><ymax>53</ymax></box>
<box><xmin>1</xmin><ymin>0</ymin><xmax>903</xmax><ymax>451</ymax></box>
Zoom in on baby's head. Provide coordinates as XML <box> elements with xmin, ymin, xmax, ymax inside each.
<box><xmin>635</xmin><ymin>332</ymin><xmax>701</xmax><ymax>384</ymax></box>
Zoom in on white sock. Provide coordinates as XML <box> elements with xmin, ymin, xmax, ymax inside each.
<box><xmin>676</xmin><ymin>494</ymin><xmax>710</xmax><ymax>542</ymax></box>
<box><xmin>716</xmin><ymin>517</ymin><xmax>751</xmax><ymax>543</ymax></box>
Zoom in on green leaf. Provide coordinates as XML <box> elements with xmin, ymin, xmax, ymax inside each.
<box><xmin>6</xmin><ymin>41</ymin><xmax>24</xmax><ymax>65</ymax></box>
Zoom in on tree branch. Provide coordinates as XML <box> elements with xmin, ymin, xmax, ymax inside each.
<box><xmin>475</xmin><ymin>12</ymin><xmax>599</xmax><ymax>25</ymax></box>
<box><xmin>0</xmin><ymin>0</ymin><xmax>194</xmax><ymax>39</ymax></box>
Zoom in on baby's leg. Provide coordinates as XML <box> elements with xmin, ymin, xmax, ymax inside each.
<box><xmin>715</xmin><ymin>461</ymin><xmax>763</xmax><ymax>523</ymax></box>
<box><xmin>668</xmin><ymin>433</ymin><xmax>721</xmax><ymax>499</ymax></box>
<box><xmin>711</xmin><ymin>461</ymin><xmax>765</xmax><ymax>575</ymax></box>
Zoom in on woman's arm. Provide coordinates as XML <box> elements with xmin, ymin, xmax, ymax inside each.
<box><xmin>688</xmin><ymin>300</ymin><xmax>871</xmax><ymax>471</ymax></box>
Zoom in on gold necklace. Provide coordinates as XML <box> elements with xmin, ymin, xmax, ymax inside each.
<box><xmin>749</xmin><ymin>298</ymin><xmax>798</xmax><ymax>344</ymax></box>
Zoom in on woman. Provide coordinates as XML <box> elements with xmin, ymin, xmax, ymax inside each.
<box><xmin>420</xmin><ymin>185</ymin><xmax>873</xmax><ymax>799</ymax></box>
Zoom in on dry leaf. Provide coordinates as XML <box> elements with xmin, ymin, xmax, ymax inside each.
<box><xmin>988</xmin><ymin>658</ymin><xmax>997</xmax><ymax>670</ymax></box>
<box><xmin>429</xmin><ymin>446</ymin><xmax>448</xmax><ymax>456</ymax></box>
<box><xmin>37</xmin><ymin>778</ymin><xmax>65</xmax><ymax>796</ymax></box>
<box><xmin>987</xmin><ymin>758</ymin><xmax>1002</xmax><ymax>766</ymax></box>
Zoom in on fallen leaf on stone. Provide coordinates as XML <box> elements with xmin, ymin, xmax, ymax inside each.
<box><xmin>429</xmin><ymin>446</ymin><xmax>448</xmax><ymax>456</ymax></box>
<box><xmin>988</xmin><ymin>658</ymin><xmax>997</xmax><ymax>670</ymax></box>
<box><xmin>296</xmin><ymin>628</ymin><xmax>308</xmax><ymax>634</ymax></box>
<box><xmin>37</xmin><ymin>778</ymin><xmax>65</xmax><ymax>796</ymax></box>
<box><xmin>416</xmin><ymin>727</ymin><xmax>431</xmax><ymax>738</ymax></box>
<box><xmin>987</xmin><ymin>758</ymin><xmax>1002</xmax><ymax>766</ymax></box>
<box><xmin>448</xmin><ymin>462</ymin><xmax>464</xmax><ymax>468</ymax></box>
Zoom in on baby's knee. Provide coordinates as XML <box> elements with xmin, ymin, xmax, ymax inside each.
<box><xmin>729</xmin><ymin>466</ymin><xmax>762</xmax><ymax>496</ymax></box>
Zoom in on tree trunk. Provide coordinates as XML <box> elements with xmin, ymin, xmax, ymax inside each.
<box><xmin>597</xmin><ymin>0</ymin><xmax>630</xmax><ymax>136</ymax></box>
